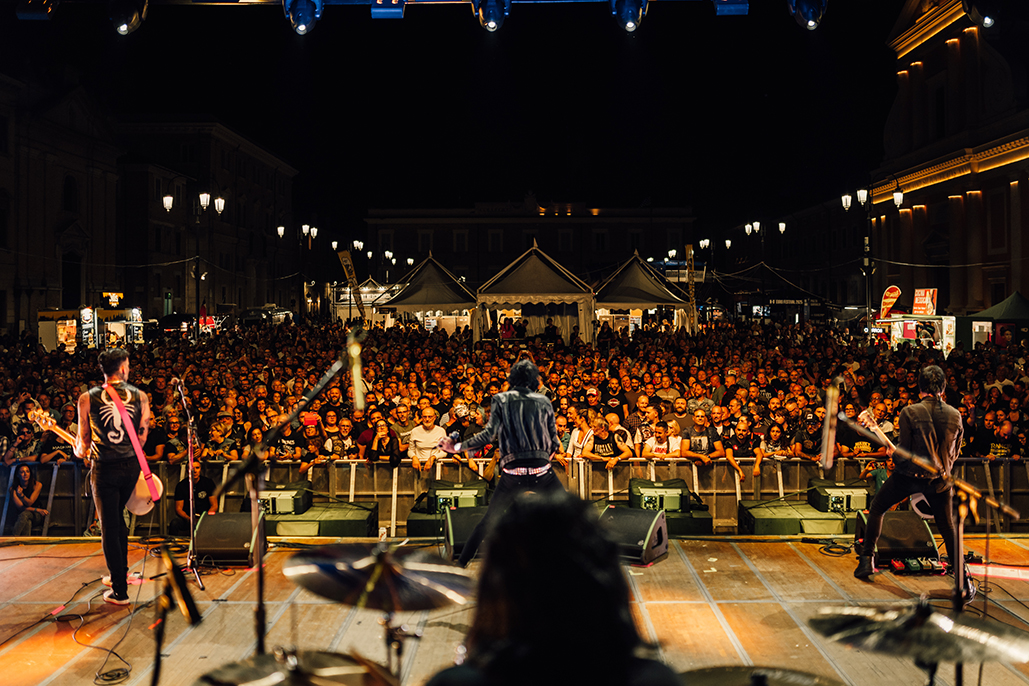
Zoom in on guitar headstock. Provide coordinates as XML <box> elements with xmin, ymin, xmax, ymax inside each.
<box><xmin>29</xmin><ymin>408</ymin><xmax>56</xmax><ymax>431</ymax></box>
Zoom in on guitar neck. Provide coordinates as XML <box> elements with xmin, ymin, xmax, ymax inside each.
<box><xmin>30</xmin><ymin>411</ymin><xmax>98</xmax><ymax>459</ymax></box>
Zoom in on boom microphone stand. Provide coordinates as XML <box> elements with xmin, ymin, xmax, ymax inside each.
<box><xmin>174</xmin><ymin>378</ymin><xmax>204</xmax><ymax>590</ymax></box>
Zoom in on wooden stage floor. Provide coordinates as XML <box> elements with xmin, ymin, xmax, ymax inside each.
<box><xmin>3</xmin><ymin>534</ymin><xmax>1029</xmax><ymax>686</ymax></box>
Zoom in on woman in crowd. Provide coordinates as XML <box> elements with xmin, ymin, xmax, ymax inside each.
<box><xmin>9</xmin><ymin>463</ymin><xmax>46</xmax><ymax>536</ymax></box>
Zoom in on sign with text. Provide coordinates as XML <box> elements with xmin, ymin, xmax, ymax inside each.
<box><xmin>880</xmin><ymin>285</ymin><xmax>902</xmax><ymax>320</ymax></box>
<box><xmin>913</xmin><ymin>288</ymin><xmax>938</xmax><ymax>316</ymax></box>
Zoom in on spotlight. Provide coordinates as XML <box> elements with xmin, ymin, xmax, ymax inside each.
<box><xmin>787</xmin><ymin>0</ymin><xmax>826</xmax><ymax>30</ymax></box>
<box><xmin>284</xmin><ymin>0</ymin><xmax>323</xmax><ymax>35</ymax></box>
<box><xmin>611</xmin><ymin>0</ymin><xmax>647</xmax><ymax>32</ymax></box>
<box><xmin>109</xmin><ymin>0</ymin><xmax>147</xmax><ymax>35</ymax></box>
<box><xmin>962</xmin><ymin>0</ymin><xmax>1000</xmax><ymax>28</ymax></box>
<box><xmin>472</xmin><ymin>0</ymin><xmax>508</xmax><ymax>32</ymax></box>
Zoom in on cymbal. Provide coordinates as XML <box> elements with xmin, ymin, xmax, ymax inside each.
<box><xmin>193</xmin><ymin>649</ymin><xmax>397</xmax><ymax>686</ymax></box>
<box><xmin>283</xmin><ymin>544</ymin><xmax>475</xmax><ymax>613</ymax></box>
<box><xmin>810</xmin><ymin>602</ymin><xmax>1029</xmax><ymax>664</ymax></box>
<box><xmin>679</xmin><ymin>666</ymin><xmax>844</xmax><ymax>686</ymax></box>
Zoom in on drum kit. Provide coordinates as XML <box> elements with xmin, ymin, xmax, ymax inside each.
<box><xmin>187</xmin><ymin>542</ymin><xmax>476</xmax><ymax>686</ymax></box>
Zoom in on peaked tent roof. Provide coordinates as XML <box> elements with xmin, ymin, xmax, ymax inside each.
<box><xmin>595</xmin><ymin>251</ymin><xmax>689</xmax><ymax>308</ymax></box>
<box><xmin>477</xmin><ymin>240</ymin><xmax>592</xmax><ymax>305</ymax></box>
<box><xmin>382</xmin><ymin>253</ymin><xmax>476</xmax><ymax>312</ymax></box>
<box><xmin>972</xmin><ymin>291</ymin><xmax>1029</xmax><ymax>320</ymax></box>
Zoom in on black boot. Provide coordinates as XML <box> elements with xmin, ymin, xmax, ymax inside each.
<box><xmin>854</xmin><ymin>553</ymin><xmax>875</xmax><ymax>580</ymax></box>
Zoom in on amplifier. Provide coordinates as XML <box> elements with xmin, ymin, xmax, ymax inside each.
<box><xmin>629</xmin><ymin>478</ymin><xmax>695</xmax><ymax>513</ymax></box>
<box><xmin>257</xmin><ymin>488</ymin><xmax>312</xmax><ymax>515</ymax></box>
<box><xmin>808</xmin><ymin>479</ymin><xmax>871</xmax><ymax>513</ymax></box>
<box><xmin>429</xmin><ymin>480</ymin><xmax>488</xmax><ymax>514</ymax></box>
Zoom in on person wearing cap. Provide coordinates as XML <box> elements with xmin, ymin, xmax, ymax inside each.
<box><xmin>791</xmin><ymin>411</ymin><xmax>826</xmax><ymax>462</ymax></box>
<box><xmin>584</xmin><ymin>386</ymin><xmax>603</xmax><ymax>411</ymax></box>
<box><xmin>439</xmin><ymin>358</ymin><xmax>563</xmax><ymax>567</ymax></box>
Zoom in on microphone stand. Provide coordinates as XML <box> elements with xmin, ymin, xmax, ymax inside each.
<box><xmin>175</xmin><ymin>379</ymin><xmax>204</xmax><ymax>590</ymax></box>
<box><xmin>213</xmin><ymin>331</ymin><xmax>358</xmax><ymax>656</ymax></box>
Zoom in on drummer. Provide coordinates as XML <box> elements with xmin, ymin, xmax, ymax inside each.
<box><xmin>439</xmin><ymin>356</ymin><xmax>564</xmax><ymax>567</ymax></box>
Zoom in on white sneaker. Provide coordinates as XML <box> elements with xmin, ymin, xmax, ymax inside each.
<box><xmin>103</xmin><ymin>589</ymin><xmax>130</xmax><ymax>606</ymax></box>
<box><xmin>102</xmin><ymin>572</ymin><xmax>143</xmax><ymax>587</ymax></box>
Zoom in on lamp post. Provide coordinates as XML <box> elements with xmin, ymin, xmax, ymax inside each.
<box><xmin>277</xmin><ymin>223</ymin><xmax>318</xmax><ymax>323</ymax></box>
<box><xmin>842</xmin><ymin>181</ymin><xmax>901</xmax><ymax>343</ymax></box>
<box><xmin>163</xmin><ymin>185</ymin><xmax>224</xmax><ymax>342</ymax></box>
<box><xmin>744</xmin><ymin>220</ymin><xmax>786</xmax><ymax>320</ymax></box>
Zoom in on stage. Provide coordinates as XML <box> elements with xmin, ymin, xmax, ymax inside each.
<box><xmin>3</xmin><ymin>534</ymin><xmax>1029</xmax><ymax>686</ymax></box>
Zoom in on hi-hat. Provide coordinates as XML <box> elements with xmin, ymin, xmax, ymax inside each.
<box><xmin>193</xmin><ymin>648</ymin><xmax>397</xmax><ymax>686</ymax></box>
<box><xmin>810</xmin><ymin>602</ymin><xmax>1029</xmax><ymax>664</ymax></box>
<box><xmin>680</xmin><ymin>666</ymin><xmax>845</xmax><ymax>686</ymax></box>
<box><xmin>283</xmin><ymin>544</ymin><xmax>475</xmax><ymax>613</ymax></box>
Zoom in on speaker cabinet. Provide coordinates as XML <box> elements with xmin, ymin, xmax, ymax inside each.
<box><xmin>443</xmin><ymin>506</ymin><xmax>488</xmax><ymax>562</ymax></box>
<box><xmin>194</xmin><ymin>512</ymin><xmax>267</xmax><ymax>567</ymax></box>
<box><xmin>854</xmin><ymin>510</ymin><xmax>939</xmax><ymax>560</ymax></box>
<box><xmin>598</xmin><ymin>505</ymin><xmax>668</xmax><ymax>566</ymax></box>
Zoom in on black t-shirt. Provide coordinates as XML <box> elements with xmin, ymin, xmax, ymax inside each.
<box><xmin>275</xmin><ymin>433</ymin><xmax>299</xmax><ymax>459</ymax></box>
<box><xmin>40</xmin><ymin>431</ymin><xmax>74</xmax><ymax>460</ymax></box>
<box><xmin>684</xmin><ymin>425</ymin><xmax>721</xmax><ymax>456</ymax></box>
<box><xmin>143</xmin><ymin>427</ymin><xmax>168</xmax><ymax>456</ymax></box>
<box><xmin>792</xmin><ymin>428</ymin><xmax>823</xmax><ymax>455</ymax></box>
<box><xmin>728</xmin><ymin>433</ymin><xmax>760</xmax><ymax>458</ymax></box>
<box><xmin>174</xmin><ymin>475</ymin><xmax>216</xmax><ymax>519</ymax></box>
<box><xmin>601</xmin><ymin>390</ymin><xmax>628</xmax><ymax>417</ymax></box>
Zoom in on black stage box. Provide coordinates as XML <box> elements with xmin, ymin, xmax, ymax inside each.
<box><xmin>264</xmin><ymin>502</ymin><xmax>378</xmax><ymax>537</ymax></box>
<box><xmin>195</xmin><ymin>512</ymin><xmax>266</xmax><ymax>567</ymax></box>
<box><xmin>444</xmin><ymin>506</ymin><xmax>489</xmax><ymax>562</ymax></box>
<box><xmin>807</xmin><ymin>477</ymin><xmax>873</xmax><ymax>514</ymax></box>
<box><xmin>598</xmin><ymin>505</ymin><xmax>668</xmax><ymax>565</ymax></box>
<box><xmin>629</xmin><ymin>478</ymin><xmax>699</xmax><ymax>513</ymax></box>
<box><xmin>666</xmin><ymin>510</ymin><xmax>714</xmax><ymax>537</ymax></box>
<box><xmin>429</xmin><ymin>480</ymin><xmax>489</xmax><ymax>514</ymax></box>
<box><xmin>407</xmin><ymin>510</ymin><xmax>447</xmax><ymax>538</ymax></box>
<box><xmin>854</xmin><ymin>510</ymin><xmax>939</xmax><ymax>561</ymax></box>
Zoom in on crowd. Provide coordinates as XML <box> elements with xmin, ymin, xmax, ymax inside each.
<box><xmin>1</xmin><ymin>316</ymin><xmax>1027</xmax><ymax>531</ymax></box>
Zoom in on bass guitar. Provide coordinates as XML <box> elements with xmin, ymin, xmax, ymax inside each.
<box><xmin>29</xmin><ymin>409</ymin><xmax>164</xmax><ymax>515</ymax></box>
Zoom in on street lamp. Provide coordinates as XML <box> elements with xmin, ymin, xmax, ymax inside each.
<box><xmin>163</xmin><ymin>183</ymin><xmax>224</xmax><ymax>341</ymax></box>
<box><xmin>842</xmin><ymin>185</ymin><xmax>877</xmax><ymax>343</ymax></box>
<box><xmin>278</xmin><ymin>223</ymin><xmax>318</xmax><ymax>323</ymax></box>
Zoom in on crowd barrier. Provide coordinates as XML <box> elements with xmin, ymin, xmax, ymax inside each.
<box><xmin>2</xmin><ymin>456</ymin><xmax>1027</xmax><ymax>537</ymax></box>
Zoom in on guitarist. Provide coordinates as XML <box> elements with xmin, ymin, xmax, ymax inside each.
<box><xmin>74</xmin><ymin>348</ymin><xmax>150</xmax><ymax>606</ymax></box>
<box><xmin>853</xmin><ymin>365</ymin><xmax>973</xmax><ymax>605</ymax></box>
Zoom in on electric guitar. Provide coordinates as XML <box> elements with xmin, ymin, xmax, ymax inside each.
<box><xmin>30</xmin><ymin>409</ymin><xmax>164</xmax><ymax>515</ymax></box>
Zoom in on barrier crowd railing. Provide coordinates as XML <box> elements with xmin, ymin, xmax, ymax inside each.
<box><xmin>1</xmin><ymin>456</ymin><xmax>1027</xmax><ymax>537</ymax></box>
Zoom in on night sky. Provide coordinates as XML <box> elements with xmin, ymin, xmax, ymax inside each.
<box><xmin>0</xmin><ymin>0</ymin><xmax>905</xmax><ymax>241</ymax></box>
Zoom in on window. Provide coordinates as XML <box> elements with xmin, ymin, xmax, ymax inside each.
<box><xmin>453</xmin><ymin>230</ymin><xmax>468</xmax><ymax>253</ymax></box>
<box><xmin>524</xmin><ymin>230</ymin><xmax>538</xmax><ymax>250</ymax></box>
<box><xmin>418</xmin><ymin>231</ymin><xmax>432</xmax><ymax>253</ymax></box>
<box><xmin>379</xmin><ymin>231</ymin><xmax>394</xmax><ymax>253</ymax></box>
<box><xmin>0</xmin><ymin>115</ymin><xmax>8</xmax><ymax>155</ymax></box>
<box><xmin>0</xmin><ymin>190</ymin><xmax>8</xmax><ymax>248</ymax></box>
<box><xmin>986</xmin><ymin>190</ymin><xmax>1007</xmax><ymax>254</ymax></box>
<box><xmin>558</xmin><ymin>229</ymin><xmax>572</xmax><ymax>252</ymax></box>
<box><xmin>154</xmin><ymin>224</ymin><xmax>161</xmax><ymax>252</ymax></box>
<box><xmin>628</xmin><ymin>230</ymin><xmax>642</xmax><ymax>250</ymax></box>
<box><xmin>488</xmin><ymin>230</ymin><xmax>503</xmax><ymax>253</ymax></box>
<box><xmin>154</xmin><ymin>177</ymin><xmax>162</xmax><ymax>202</ymax></box>
<box><xmin>593</xmin><ymin>229</ymin><xmax>608</xmax><ymax>253</ymax></box>
<box><xmin>62</xmin><ymin>176</ymin><xmax>78</xmax><ymax>213</ymax></box>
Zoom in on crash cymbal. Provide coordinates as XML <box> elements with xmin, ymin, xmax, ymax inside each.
<box><xmin>810</xmin><ymin>602</ymin><xmax>1029</xmax><ymax>664</ymax></box>
<box><xmin>679</xmin><ymin>666</ymin><xmax>844</xmax><ymax>686</ymax></box>
<box><xmin>283</xmin><ymin>544</ymin><xmax>475</xmax><ymax>613</ymax></box>
<box><xmin>193</xmin><ymin>648</ymin><xmax>397</xmax><ymax>686</ymax></box>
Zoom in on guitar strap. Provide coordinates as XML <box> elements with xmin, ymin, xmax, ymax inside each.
<box><xmin>104</xmin><ymin>383</ymin><xmax>161</xmax><ymax>503</ymax></box>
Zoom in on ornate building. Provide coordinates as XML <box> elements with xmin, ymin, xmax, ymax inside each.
<box><xmin>871</xmin><ymin>0</ymin><xmax>1029</xmax><ymax>314</ymax></box>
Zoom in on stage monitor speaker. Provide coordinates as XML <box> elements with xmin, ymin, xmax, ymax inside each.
<box><xmin>443</xmin><ymin>506</ymin><xmax>488</xmax><ymax>562</ymax></box>
<box><xmin>194</xmin><ymin>512</ymin><xmax>267</xmax><ymax>567</ymax></box>
<box><xmin>598</xmin><ymin>505</ymin><xmax>668</xmax><ymax>566</ymax></box>
<box><xmin>854</xmin><ymin>510</ymin><xmax>939</xmax><ymax>560</ymax></box>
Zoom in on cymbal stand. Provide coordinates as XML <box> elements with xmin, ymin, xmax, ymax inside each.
<box><xmin>175</xmin><ymin>379</ymin><xmax>204</xmax><ymax>590</ymax></box>
<box><xmin>381</xmin><ymin>612</ymin><xmax>421</xmax><ymax>677</ymax></box>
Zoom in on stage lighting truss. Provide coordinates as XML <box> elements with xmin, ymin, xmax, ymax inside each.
<box><xmin>14</xmin><ymin>0</ymin><xmax>849</xmax><ymax>35</ymax></box>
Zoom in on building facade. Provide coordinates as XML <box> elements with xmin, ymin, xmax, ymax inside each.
<box><xmin>870</xmin><ymin>0</ymin><xmax>1029</xmax><ymax>315</ymax></box>
<box><xmin>365</xmin><ymin>196</ymin><xmax>694</xmax><ymax>289</ymax></box>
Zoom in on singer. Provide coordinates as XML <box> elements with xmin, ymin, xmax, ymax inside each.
<box><xmin>439</xmin><ymin>357</ymin><xmax>563</xmax><ymax>567</ymax></box>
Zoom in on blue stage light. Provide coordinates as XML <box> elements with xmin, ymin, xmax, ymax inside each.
<box><xmin>611</xmin><ymin>0</ymin><xmax>647</xmax><ymax>32</ymax></box>
<box><xmin>473</xmin><ymin>0</ymin><xmax>508</xmax><ymax>32</ymax></box>
<box><xmin>284</xmin><ymin>0</ymin><xmax>323</xmax><ymax>35</ymax></box>
<box><xmin>787</xmin><ymin>0</ymin><xmax>826</xmax><ymax>30</ymax></box>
